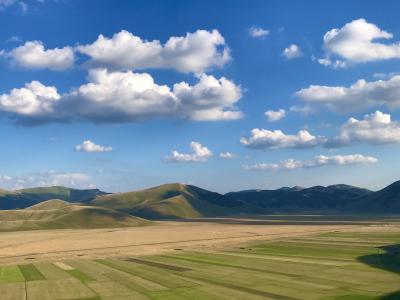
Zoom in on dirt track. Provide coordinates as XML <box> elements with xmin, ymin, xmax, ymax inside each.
<box><xmin>0</xmin><ymin>221</ymin><xmax>364</xmax><ymax>264</ymax></box>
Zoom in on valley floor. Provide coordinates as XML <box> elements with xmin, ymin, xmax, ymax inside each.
<box><xmin>0</xmin><ymin>220</ymin><xmax>357</xmax><ymax>264</ymax></box>
<box><xmin>0</xmin><ymin>217</ymin><xmax>399</xmax><ymax>299</ymax></box>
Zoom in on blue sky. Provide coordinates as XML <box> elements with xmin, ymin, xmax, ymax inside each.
<box><xmin>1</xmin><ymin>0</ymin><xmax>400</xmax><ymax>193</ymax></box>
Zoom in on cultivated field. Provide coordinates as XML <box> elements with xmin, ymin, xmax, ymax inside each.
<box><xmin>0</xmin><ymin>217</ymin><xmax>399</xmax><ymax>299</ymax></box>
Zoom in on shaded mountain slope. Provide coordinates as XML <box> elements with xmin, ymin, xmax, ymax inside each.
<box><xmin>226</xmin><ymin>184</ymin><xmax>373</xmax><ymax>212</ymax></box>
<box><xmin>0</xmin><ymin>199</ymin><xmax>149</xmax><ymax>231</ymax></box>
<box><xmin>91</xmin><ymin>183</ymin><xmax>248</xmax><ymax>219</ymax></box>
<box><xmin>349</xmin><ymin>181</ymin><xmax>400</xmax><ymax>212</ymax></box>
<box><xmin>18</xmin><ymin>186</ymin><xmax>107</xmax><ymax>203</ymax></box>
<box><xmin>0</xmin><ymin>186</ymin><xmax>107</xmax><ymax>210</ymax></box>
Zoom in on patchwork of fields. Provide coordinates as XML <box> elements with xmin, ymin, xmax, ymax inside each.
<box><xmin>0</xmin><ymin>227</ymin><xmax>399</xmax><ymax>300</ymax></box>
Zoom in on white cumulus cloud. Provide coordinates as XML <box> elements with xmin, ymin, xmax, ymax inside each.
<box><xmin>76</xmin><ymin>29</ymin><xmax>230</xmax><ymax>73</ymax></box>
<box><xmin>0</xmin><ymin>69</ymin><xmax>243</xmax><ymax>124</ymax></box>
<box><xmin>4</xmin><ymin>40</ymin><xmax>74</xmax><ymax>70</ymax></box>
<box><xmin>328</xmin><ymin>111</ymin><xmax>400</xmax><ymax>147</ymax></box>
<box><xmin>75</xmin><ymin>140</ymin><xmax>112</xmax><ymax>153</ymax></box>
<box><xmin>242</xmin><ymin>111</ymin><xmax>400</xmax><ymax>150</ymax></box>
<box><xmin>243</xmin><ymin>154</ymin><xmax>377</xmax><ymax>171</ymax></box>
<box><xmin>241</xmin><ymin>128</ymin><xmax>325</xmax><ymax>150</ymax></box>
<box><xmin>167</xmin><ymin>141</ymin><xmax>212</xmax><ymax>162</ymax></box>
<box><xmin>265</xmin><ymin>109</ymin><xmax>286</xmax><ymax>122</ymax></box>
<box><xmin>296</xmin><ymin>75</ymin><xmax>400</xmax><ymax>112</ymax></box>
<box><xmin>0</xmin><ymin>81</ymin><xmax>60</xmax><ymax>121</ymax></box>
<box><xmin>283</xmin><ymin>44</ymin><xmax>302</xmax><ymax>59</ymax></box>
<box><xmin>319</xmin><ymin>19</ymin><xmax>400</xmax><ymax>67</ymax></box>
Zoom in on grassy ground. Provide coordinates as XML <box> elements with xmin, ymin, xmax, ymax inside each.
<box><xmin>0</xmin><ymin>228</ymin><xmax>399</xmax><ymax>299</ymax></box>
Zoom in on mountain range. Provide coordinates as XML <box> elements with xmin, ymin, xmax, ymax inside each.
<box><xmin>0</xmin><ymin>180</ymin><xmax>399</xmax><ymax>224</ymax></box>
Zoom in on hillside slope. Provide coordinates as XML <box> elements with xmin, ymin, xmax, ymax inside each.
<box><xmin>0</xmin><ymin>199</ymin><xmax>149</xmax><ymax>231</ymax></box>
<box><xmin>92</xmin><ymin>183</ymin><xmax>248</xmax><ymax>219</ymax></box>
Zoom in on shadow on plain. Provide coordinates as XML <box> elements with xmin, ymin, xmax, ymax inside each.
<box><xmin>358</xmin><ymin>244</ymin><xmax>400</xmax><ymax>299</ymax></box>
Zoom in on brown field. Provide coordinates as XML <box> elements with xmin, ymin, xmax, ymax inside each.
<box><xmin>0</xmin><ymin>217</ymin><xmax>394</xmax><ymax>265</ymax></box>
<box><xmin>0</xmin><ymin>217</ymin><xmax>399</xmax><ymax>299</ymax></box>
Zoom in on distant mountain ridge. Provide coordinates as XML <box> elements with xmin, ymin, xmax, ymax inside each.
<box><xmin>0</xmin><ymin>186</ymin><xmax>106</xmax><ymax>210</ymax></box>
<box><xmin>226</xmin><ymin>184</ymin><xmax>374</xmax><ymax>213</ymax></box>
<box><xmin>1</xmin><ymin>181</ymin><xmax>400</xmax><ymax>218</ymax></box>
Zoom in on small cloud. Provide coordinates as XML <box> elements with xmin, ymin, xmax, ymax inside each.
<box><xmin>75</xmin><ymin>140</ymin><xmax>112</xmax><ymax>153</ymax></box>
<box><xmin>6</xmin><ymin>35</ymin><xmax>22</xmax><ymax>43</ymax></box>
<box><xmin>243</xmin><ymin>154</ymin><xmax>377</xmax><ymax>171</ymax></box>
<box><xmin>373</xmin><ymin>72</ymin><xmax>400</xmax><ymax>79</ymax></box>
<box><xmin>265</xmin><ymin>109</ymin><xmax>286</xmax><ymax>122</ymax></box>
<box><xmin>248</xmin><ymin>26</ymin><xmax>270</xmax><ymax>39</ymax></box>
<box><xmin>283</xmin><ymin>44</ymin><xmax>302</xmax><ymax>60</ymax></box>
<box><xmin>166</xmin><ymin>141</ymin><xmax>212</xmax><ymax>162</ymax></box>
<box><xmin>316</xmin><ymin>57</ymin><xmax>347</xmax><ymax>69</ymax></box>
<box><xmin>219</xmin><ymin>152</ymin><xmax>238</xmax><ymax>159</ymax></box>
<box><xmin>289</xmin><ymin>105</ymin><xmax>314</xmax><ymax>115</ymax></box>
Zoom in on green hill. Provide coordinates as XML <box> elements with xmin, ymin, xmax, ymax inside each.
<box><xmin>26</xmin><ymin>199</ymin><xmax>71</xmax><ymax>210</ymax></box>
<box><xmin>0</xmin><ymin>199</ymin><xmax>149</xmax><ymax>231</ymax></box>
<box><xmin>91</xmin><ymin>183</ymin><xmax>248</xmax><ymax>219</ymax></box>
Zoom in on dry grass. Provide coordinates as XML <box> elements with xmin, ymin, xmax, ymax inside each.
<box><xmin>0</xmin><ymin>220</ymin><xmax>366</xmax><ymax>264</ymax></box>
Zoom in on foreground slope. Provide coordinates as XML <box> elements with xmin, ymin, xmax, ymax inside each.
<box><xmin>0</xmin><ymin>199</ymin><xmax>149</xmax><ymax>231</ymax></box>
<box><xmin>92</xmin><ymin>183</ymin><xmax>247</xmax><ymax>219</ymax></box>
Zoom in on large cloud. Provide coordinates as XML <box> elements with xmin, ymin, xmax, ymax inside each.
<box><xmin>296</xmin><ymin>75</ymin><xmax>400</xmax><ymax>112</ymax></box>
<box><xmin>0</xmin><ymin>69</ymin><xmax>243</xmax><ymax>123</ymax></box>
<box><xmin>320</xmin><ymin>19</ymin><xmax>400</xmax><ymax>67</ymax></box>
<box><xmin>242</xmin><ymin>111</ymin><xmax>400</xmax><ymax>150</ymax></box>
<box><xmin>4</xmin><ymin>41</ymin><xmax>74</xmax><ymax>70</ymax></box>
<box><xmin>240</xmin><ymin>129</ymin><xmax>325</xmax><ymax>150</ymax></box>
<box><xmin>76</xmin><ymin>29</ymin><xmax>230</xmax><ymax>73</ymax></box>
<box><xmin>0</xmin><ymin>81</ymin><xmax>61</xmax><ymax>122</ymax></box>
<box><xmin>328</xmin><ymin>111</ymin><xmax>400</xmax><ymax>147</ymax></box>
<box><xmin>244</xmin><ymin>154</ymin><xmax>377</xmax><ymax>171</ymax></box>
<box><xmin>166</xmin><ymin>141</ymin><xmax>212</xmax><ymax>162</ymax></box>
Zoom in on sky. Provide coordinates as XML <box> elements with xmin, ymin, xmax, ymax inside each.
<box><xmin>1</xmin><ymin>0</ymin><xmax>400</xmax><ymax>193</ymax></box>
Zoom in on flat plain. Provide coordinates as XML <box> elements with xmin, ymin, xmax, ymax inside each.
<box><xmin>0</xmin><ymin>216</ymin><xmax>399</xmax><ymax>299</ymax></box>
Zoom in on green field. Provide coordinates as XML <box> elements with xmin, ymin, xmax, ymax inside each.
<box><xmin>0</xmin><ymin>230</ymin><xmax>399</xmax><ymax>300</ymax></box>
